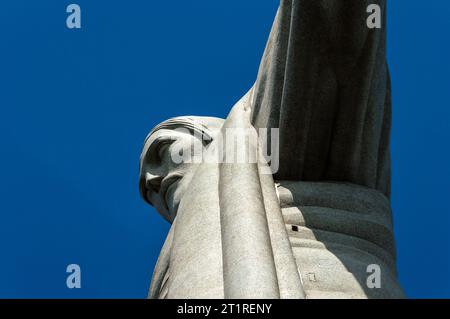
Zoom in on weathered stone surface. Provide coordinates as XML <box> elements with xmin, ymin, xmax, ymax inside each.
<box><xmin>277</xmin><ymin>181</ymin><xmax>404</xmax><ymax>298</ymax></box>
<box><xmin>252</xmin><ymin>0</ymin><xmax>392</xmax><ymax>197</ymax></box>
<box><xmin>139</xmin><ymin>0</ymin><xmax>404</xmax><ymax>299</ymax></box>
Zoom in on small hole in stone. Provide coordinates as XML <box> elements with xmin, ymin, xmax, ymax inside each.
<box><xmin>292</xmin><ymin>225</ymin><xmax>299</xmax><ymax>232</ymax></box>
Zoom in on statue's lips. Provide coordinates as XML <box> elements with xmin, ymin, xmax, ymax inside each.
<box><xmin>160</xmin><ymin>173</ymin><xmax>183</xmax><ymax>210</ymax></box>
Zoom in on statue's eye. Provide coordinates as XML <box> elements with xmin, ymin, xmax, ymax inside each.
<box><xmin>157</xmin><ymin>143</ymin><xmax>170</xmax><ymax>160</ymax></box>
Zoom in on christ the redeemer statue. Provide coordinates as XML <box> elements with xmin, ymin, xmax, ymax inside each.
<box><xmin>139</xmin><ymin>0</ymin><xmax>405</xmax><ymax>299</ymax></box>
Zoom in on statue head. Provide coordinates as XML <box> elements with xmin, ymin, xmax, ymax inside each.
<box><xmin>139</xmin><ymin>116</ymin><xmax>224</xmax><ymax>222</ymax></box>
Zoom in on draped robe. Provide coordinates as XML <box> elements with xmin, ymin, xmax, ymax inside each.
<box><xmin>144</xmin><ymin>0</ymin><xmax>403</xmax><ymax>299</ymax></box>
<box><xmin>252</xmin><ymin>0</ymin><xmax>391</xmax><ymax>197</ymax></box>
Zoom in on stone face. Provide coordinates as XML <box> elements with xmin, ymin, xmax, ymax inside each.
<box><xmin>139</xmin><ymin>0</ymin><xmax>404</xmax><ymax>299</ymax></box>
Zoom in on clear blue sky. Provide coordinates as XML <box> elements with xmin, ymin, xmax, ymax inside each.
<box><xmin>0</xmin><ymin>1</ymin><xmax>449</xmax><ymax>298</ymax></box>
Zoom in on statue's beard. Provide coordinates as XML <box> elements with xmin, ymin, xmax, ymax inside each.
<box><xmin>161</xmin><ymin>175</ymin><xmax>183</xmax><ymax>220</ymax></box>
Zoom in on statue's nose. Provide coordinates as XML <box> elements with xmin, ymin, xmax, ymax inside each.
<box><xmin>145</xmin><ymin>172</ymin><xmax>163</xmax><ymax>192</ymax></box>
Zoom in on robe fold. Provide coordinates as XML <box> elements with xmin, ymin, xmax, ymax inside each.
<box><xmin>146</xmin><ymin>0</ymin><xmax>403</xmax><ymax>299</ymax></box>
<box><xmin>251</xmin><ymin>0</ymin><xmax>391</xmax><ymax>197</ymax></box>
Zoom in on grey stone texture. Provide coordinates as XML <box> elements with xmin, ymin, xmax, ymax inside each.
<box><xmin>252</xmin><ymin>0</ymin><xmax>392</xmax><ymax>197</ymax></box>
<box><xmin>139</xmin><ymin>0</ymin><xmax>404</xmax><ymax>299</ymax></box>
